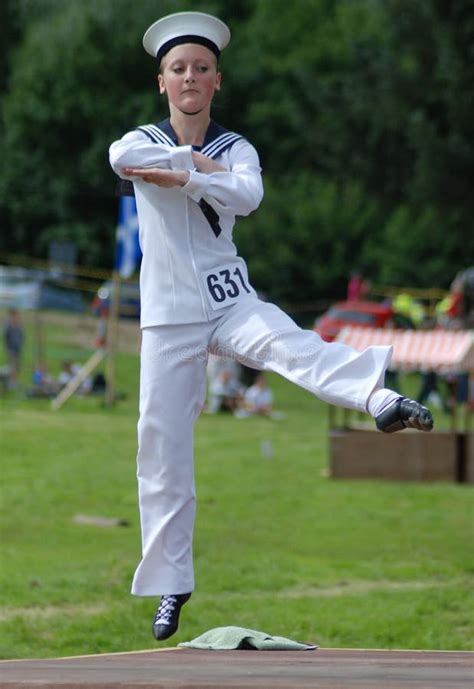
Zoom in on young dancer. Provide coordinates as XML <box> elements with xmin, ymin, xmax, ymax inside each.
<box><xmin>109</xmin><ymin>11</ymin><xmax>433</xmax><ymax>641</ymax></box>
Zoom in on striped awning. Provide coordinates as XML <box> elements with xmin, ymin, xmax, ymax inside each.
<box><xmin>336</xmin><ymin>326</ymin><xmax>474</xmax><ymax>373</ymax></box>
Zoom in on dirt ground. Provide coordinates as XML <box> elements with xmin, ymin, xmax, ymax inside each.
<box><xmin>1</xmin><ymin>648</ymin><xmax>472</xmax><ymax>689</ymax></box>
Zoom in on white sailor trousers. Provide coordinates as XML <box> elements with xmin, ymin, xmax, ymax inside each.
<box><xmin>132</xmin><ymin>297</ymin><xmax>392</xmax><ymax>596</ymax></box>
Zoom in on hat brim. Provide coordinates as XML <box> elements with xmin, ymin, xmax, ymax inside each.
<box><xmin>143</xmin><ymin>11</ymin><xmax>230</xmax><ymax>59</ymax></box>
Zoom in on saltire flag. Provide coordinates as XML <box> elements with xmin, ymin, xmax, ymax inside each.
<box><xmin>114</xmin><ymin>196</ymin><xmax>141</xmax><ymax>278</ymax></box>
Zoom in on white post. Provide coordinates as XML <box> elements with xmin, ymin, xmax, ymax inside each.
<box><xmin>51</xmin><ymin>349</ymin><xmax>106</xmax><ymax>411</ymax></box>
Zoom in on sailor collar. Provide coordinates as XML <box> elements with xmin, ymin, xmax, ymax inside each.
<box><xmin>136</xmin><ymin>118</ymin><xmax>242</xmax><ymax>160</ymax></box>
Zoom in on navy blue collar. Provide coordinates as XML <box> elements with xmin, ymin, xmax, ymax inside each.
<box><xmin>154</xmin><ymin>118</ymin><xmax>229</xmax><ymax>150</ymax></box>
<box><xmin>136</xmin><ymin>118</ymin><xmax>243</xmax><ymax>160</ymax></box>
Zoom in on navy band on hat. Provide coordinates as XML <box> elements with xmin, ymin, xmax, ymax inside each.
<box><xmin>143</xmin><ymin>12</ymin><xmax>230</xmax><ymax>63</ymax></box>
<box><xmin>156</xmin><ymin>35</ymin><xmax>221</xmax><ymax>64</ymax></box>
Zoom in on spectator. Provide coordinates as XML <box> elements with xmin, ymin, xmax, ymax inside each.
<box><xmin>241</xmin><ymin>373</ymin><xmax>273</xmax><ymax>416</ymax></box>
<box><xmin>207</xmin><ymin>367</ymin><xmax>244</xmax><ymax>413</ymax></box>
<box><xmin>92</xmin><ymin>371</ymin><xmax>107</xmax><ymax>394</ymax></box>
<box><xmin>95</xmin><ymin>312</ymin><xmax>108</xmax><ymax>348</ymax></box>
<box><xmin>58</xmin><ymin>360</ymin><xmax>75</xmax><ymax>388</ymax></box>
<box><xmin>57</xmin><ymin>360</ymin><xmax>92</xmax><ymax>395</ymax></box>
<box><xmin>416</xmin><ymin>371</ymin><xmax>451</xmax><ymax>414</ymax></box>
<box><xmin>3</xmin><ymin>309</ymin><xmax>24</xmax><ymax>389</ymax></box>
<box><xmin>392</xmin><ymin>293</ymin><xmax>425</xmax><ymax>327</ymax></box>
<box><xmin>28</xmin><ymin>363</ymin><xmax>57</xmax><ymax>398</ymax></box>
<box><xmin>347</xmin><ymin>270</ymin><xmax>370</xmax><ymax>301</ymax></box>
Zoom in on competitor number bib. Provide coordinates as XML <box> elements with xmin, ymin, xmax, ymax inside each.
<box><xmin>202</xmin><ymin>263</ymin><xmax>252</xmax><ymax>310</ymax></box>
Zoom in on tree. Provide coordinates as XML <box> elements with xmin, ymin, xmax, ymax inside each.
<box><xmin>1</xmin><ymin>0</ymin><xmax>199</xmax><ymax>262</ymax></box>
<box><xmin>1</xmin><ymin>0</ymin><xmax>472</xmax><ymax>301</ymax></box>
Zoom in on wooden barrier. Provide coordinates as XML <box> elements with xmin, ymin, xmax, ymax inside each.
<box><xmin>329</xmin><ymin>428</ymin><xmax>473</xmax><ymax>483</ymax></box>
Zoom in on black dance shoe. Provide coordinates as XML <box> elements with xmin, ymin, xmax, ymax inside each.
<box><xmin>152</xmin><ymin>593</ymin><xmax>191</xmax><ymax>641</ymax></box>
<box><xmin>376</xmin><ymin>397</ymin><xmax>434</xmax><ymax>433</ymax></box>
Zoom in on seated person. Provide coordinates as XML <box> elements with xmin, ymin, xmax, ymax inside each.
<box><xmin>241</xmin><ymin>373</ymin><xmax>273</xmax><ymax>416</ymax></box>
<box><xmin>207</xmin><ymin>367</ymin><xmax>244</xmax><ymax>413</ymax></box>
<box><xmin>27</xmin><ymin>364</ymin><xmax>58</xmax><ymax>397</ymax></box>
<box><xmin>58</xmin><ymin>360</ymin><xmax>75</xmax><ymax>388</ymax></box>
<box><xmin>57</xmin><ymin>360</ymin><xmax>93</xmax><ymax>395</ymax></box>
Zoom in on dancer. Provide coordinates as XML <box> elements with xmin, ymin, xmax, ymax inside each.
<box><xmin>109</xmin><ymin>11</ymin><xmax>433</xmax><ymax>641</ymax></box>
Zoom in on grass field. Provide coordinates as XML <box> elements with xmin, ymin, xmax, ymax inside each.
<box><xmin>0</xmin><ymin>309</ymin><xmax>473</xmax><ymax>659</ymax></box>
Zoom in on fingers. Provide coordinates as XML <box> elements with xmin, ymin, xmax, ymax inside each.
<box><xmin>122</xmin><ymin>167</ymin><xmax>163</xmax><ymax>184</ymax></box>
<box><xmin>120</xmin><ymin>167</ymin><xmax>188</xmax><ymax>188</ymax></box>
<box><xmin>122</xmin><ymin>167</ymin><xmax>146</xmax><ymax>177</ymax></box>
<box><xmin>191</xmin><ymin>152</ymin><xmax>226</xmax><ymax>174</ymax></box>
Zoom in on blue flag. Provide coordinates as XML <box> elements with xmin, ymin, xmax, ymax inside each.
<box><xmin>114</xmin><ymin>196</ymin><xmax>141</xmax><ymax>278</ymax></box>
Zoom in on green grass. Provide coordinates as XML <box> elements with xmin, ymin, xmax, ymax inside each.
<box><xmin>0</xmin><ymin>310</ymin><xmax>473</xmax><ymax>658</ymax></box>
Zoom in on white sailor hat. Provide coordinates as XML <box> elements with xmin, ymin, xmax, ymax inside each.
<box><xmin>143</xmin><ymin>11</ymin><xmax>231</xmax><ymax>64</ymax></box>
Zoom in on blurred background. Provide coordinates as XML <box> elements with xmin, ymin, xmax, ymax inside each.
<box><xmin>1</xmin><ymin>0</ymin><xmax>473</xmax><ymax>660</ymax></box>
<box><xmin>1</xmin><ymin>0</ymin><xmax>473</xmax><ymax>329</ymax></box>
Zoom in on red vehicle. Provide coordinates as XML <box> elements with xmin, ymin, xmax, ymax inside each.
<box><xmin>314</xmin><ymin>300</ymin><xmax>395</xmax><ymax>342</ymax></box>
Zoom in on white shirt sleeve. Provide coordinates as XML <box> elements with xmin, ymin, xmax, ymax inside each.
<box><xmin>109</xmin><ymin>130</ymin><xmax>263</xmax><ymax>217</ymax></box>
<box><xmin>181</xmin><ymin>138</ymin><xmax>264</xmax><ymax>217</ymax></box>
<box><xmin>109</xmin><ymin>130</ymin><xmax>194</xmax><ymax>179</ymax></box>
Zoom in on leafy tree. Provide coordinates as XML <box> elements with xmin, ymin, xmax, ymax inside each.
<box><xmin>1</xmin><ymin>0</ymin><xmax>472</xmax><ymax>303</ymax></box>
<box><xmin>0</xmin><ymin>0</ymin><xmax>215</xmax><ymax>262</ymax></box>
<box><xmin>228</xmin><ymin>0</ymin><xmax>473</xmax><ymax>295</ymax></box>
<box><xmin>237</xmin><ymin>172</ymin><xmax>381</xmax><ymax>304</ymax></box>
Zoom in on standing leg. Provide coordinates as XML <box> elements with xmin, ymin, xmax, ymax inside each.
<box><xmin>132</xmin><ymin>324</ymin><xmax>208</xmax><ymax>597</ymax></box>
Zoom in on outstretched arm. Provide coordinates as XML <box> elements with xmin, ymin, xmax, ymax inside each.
<box><xmin>121</xmin><ymin>151</ymin><xmax>225</xmax><ymax>187</ymax></box>
<box><xmin>109</xmin><ymin>130</ymin><xmax>194</xmax><ymax>180</ymax></box>
<box><xmin>122</xmin><ymin>141</ymin><xmax>263</xmax><ymax>217</ymax></box>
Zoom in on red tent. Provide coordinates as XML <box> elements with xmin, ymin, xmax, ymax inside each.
<box><xmin>335</xmin><ymin>327</ymin><xmax>474</xmax><ymax>374</ymax></box>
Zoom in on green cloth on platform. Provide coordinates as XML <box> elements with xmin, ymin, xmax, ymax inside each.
<box><xmin>179</xmin><ymin>626</ymin><xmax>318</xmax><ymax>651</ymax></box>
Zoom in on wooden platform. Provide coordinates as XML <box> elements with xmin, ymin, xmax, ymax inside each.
<box><xmin>329</xmin><ymin>428</ymin><xmax>474</xmax><ymax>483</ymax></box>
<box><xmin>1</xmin><ymin>647</ymin><xmax>472</xmax><ymax>688</ymax></box>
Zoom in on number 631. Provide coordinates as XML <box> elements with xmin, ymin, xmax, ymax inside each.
<box><xmin>206</xmin><ymin>267</ymin><xmax>251</xmax><ymax>302</ymax></box>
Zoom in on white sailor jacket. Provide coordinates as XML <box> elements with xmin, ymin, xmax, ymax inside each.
<box><xmin>109</xmin><ymin>119</ymin><xmax>264</xmax><ymax>327</ymax></box>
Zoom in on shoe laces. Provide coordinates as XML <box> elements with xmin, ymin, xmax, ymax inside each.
<box><xmin>403</xmin><ymin>399</ymin><xmax>433</xmax><ymax>430</ymax></box>
<box><xmin>154</xmin><ymin>595</ymin><xmax>178</xmax><ymax>626</ymax></box>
